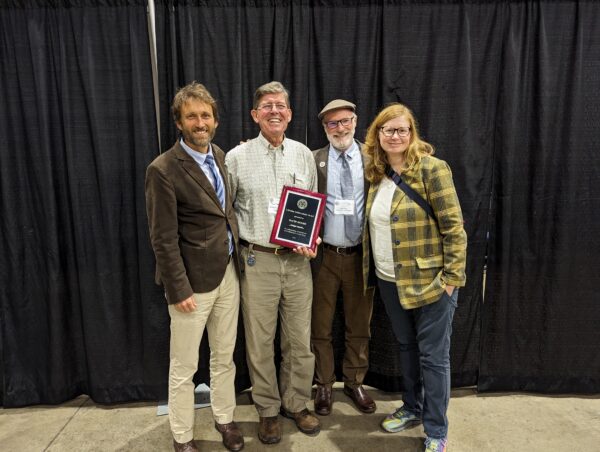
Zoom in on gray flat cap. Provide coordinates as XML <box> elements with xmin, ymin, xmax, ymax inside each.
<box><xmin>318</xmin><ymin>99</ymin><xmax>356</xmax><ymax>120</ymax></box>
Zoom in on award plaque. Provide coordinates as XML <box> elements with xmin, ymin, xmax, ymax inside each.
<box><xmin>270</xmin><ymin>186</ymin><xmax>326</xmax><ymax>251</ymax></box>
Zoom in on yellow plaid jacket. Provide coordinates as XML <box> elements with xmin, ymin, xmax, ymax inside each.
<box><xmin>362</xmin><ymin>155</ymin><xmax>467</xmax><ymax>309</ymax></box>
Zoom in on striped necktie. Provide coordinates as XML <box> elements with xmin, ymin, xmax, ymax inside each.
<box><xmin>205</xmin><ymin>154</ymin><xmax>225</xmax><ymax>209</ymax></box>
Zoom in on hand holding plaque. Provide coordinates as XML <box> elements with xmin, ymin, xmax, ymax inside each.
<box><xmin>269</xmin><ymin>186</ymin><xmax>326</xmax><ymax>252</ymax></box>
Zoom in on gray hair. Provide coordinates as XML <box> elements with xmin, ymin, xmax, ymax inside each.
<box><xmin>253</xmin><ymin>81</ymin><xmax>290</xmax><ymax>109</ymax></box>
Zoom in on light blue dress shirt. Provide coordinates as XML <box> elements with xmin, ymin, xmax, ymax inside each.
<box><xmin>322</xmin><ymin>140</ymin><xmax>365</xmax><ymax>247</ymax></box>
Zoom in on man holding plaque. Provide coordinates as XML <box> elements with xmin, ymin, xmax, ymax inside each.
<box><xmin>225</xmin><ymin>81</ymin><xmax>320</xmax><ymax>444</ymax></box>
<box><xmin>310</xmin><ymin>99</ymin><xmax>376</xmax><ymax>416</ymax></box>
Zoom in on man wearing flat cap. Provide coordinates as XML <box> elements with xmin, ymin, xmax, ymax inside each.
<box><xmin>310</xmin><ymin>99</ymin><xmax>376</xmax><ymax>416</ymax></box>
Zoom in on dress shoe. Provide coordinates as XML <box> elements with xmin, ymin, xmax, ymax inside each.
<box><xmin>314</xmin><ymin>384</ymin><xmax>333</xmax><ymax>416</ymax></box>
<box><xmin>280</xmin><ymin>407</ymin><xmax>321</xmax><ymax>434</ymax></box>
<box><xmin>172</xmin><ymin>439</ymin><xmax>199</xmax><ymax>452</ymax></box>
<box><xmin>343</xmin><ymin>385</ymin><xmax>377</xmax><ymax>413</ymax></box>
<box><xmin>258</xmin><ymin>416</ymin><xmax>281</xmax><ymax>444</ymax></box>
<box><xmin>215</xmin><ymin>421</ymin><xmax>244</xmax><ymax>451</ymax></box>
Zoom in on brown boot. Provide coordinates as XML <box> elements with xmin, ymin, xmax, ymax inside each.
<box><xmin>214</xmin><ymin>421</ymin><xmax>244</xmax><ymax>451</ymax></box>
<box><xmin>314</xmin><ymin>384</ymin><xmax>333</xmax><ymax>416</ymax></box>
<box><xmin>280</xmin><ymin>407</ymin><xmax>321</xmax><ymax>434</ymax></box>
<box><xmin>258</xmin><ymin>416</ymin><xmax>281</xmax><ymax>444</ymax></box>
<box><xmin>172</xmin><ymin>439</ymin><xmax>199</xmax><ymax>452</ymax></box>
<box><xmin>343</xmin><ymin>385</ymin><xmax>377</xmax><ymax>413</ymax></box>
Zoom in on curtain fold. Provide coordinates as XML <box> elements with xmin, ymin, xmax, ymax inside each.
<box><xmin>0</xmin><ymin>0</ymin><xmax>165</xmax><ymax>406</ymax></box>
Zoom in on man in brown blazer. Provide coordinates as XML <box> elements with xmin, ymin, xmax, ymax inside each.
<box><xmin>311</xmin><ymin>99</ymin><xmax>376</xmax><ymax>416</ymax></box>
<box><xmin>145</xmin><ymin>82</ymin><xmax>243</xmax><ymax>452</ymax></box>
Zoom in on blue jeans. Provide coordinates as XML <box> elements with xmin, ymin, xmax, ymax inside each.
<box><xmin>377</xmin><ymin>278</ymin><xmax>458</xmax><ymax>439</ymax></box>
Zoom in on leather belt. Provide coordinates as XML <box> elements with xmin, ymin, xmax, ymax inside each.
<box><xmin>240</xmin><ymin>239</ymin><xmax>292</xmax><ymax>255</ymax></box>
<box><xmin>323</xmin><ymin>243</ymin><xmax>361</xmax><ymax>255</ymax></box>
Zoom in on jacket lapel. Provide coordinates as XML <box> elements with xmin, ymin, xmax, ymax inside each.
<box><xmin>314</xmin><ymin>146</ymin><xmax>328</xmax><ymax>194</ymax></box>
<box><xmin>174</xmin><ymin>143</ymin><xmax>224</xmax><ymax>213</ymax></box>
<box><xmin>358</xmin><ymin>141</ymin><xmax>370</xmax><ymax>196</ymax></box>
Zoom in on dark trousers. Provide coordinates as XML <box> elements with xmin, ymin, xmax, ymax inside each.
<box><xmin>311</xmin><ymin>248</ymin><xmax>374</xmax><ymax>387</ymax></box>
<box><xmin>377</xmin><ymin>278</ymin><xmax>458</xmax><ymax>439</ymax></box>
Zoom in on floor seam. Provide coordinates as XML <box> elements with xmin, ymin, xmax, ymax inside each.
<box><xmin>42</xmin><ymin>396</ymin><xmax>89</xmax><ymax>451</ymax></box>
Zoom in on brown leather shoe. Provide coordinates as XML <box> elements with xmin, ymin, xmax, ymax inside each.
<box><xmin>215</xmin><ymin>421</ymin><xmax>244</xmax><ymax>451</ymax></box>
<box><xmin>172</xmin><ymin>439</ymin><xmax>199</xmax><ymax>452</ymax></box>
<box><xmin>343</xmin><ymin>385</ymin><xmax>376</xmax><ymax>413</ymax></box>
<box><xmin>280</xmin><ymin>407</ymin><xmax>321</xmax><ymax>434</ymax></box>
<box><xmin>314</xmin><ymin>384</ymin><xmax>333</xmax><ymax>416</ymax></box>
<box><xmin>258</xmin><ymin>416</ymin><xmax>281</xmax><ymax>444</ymax></box>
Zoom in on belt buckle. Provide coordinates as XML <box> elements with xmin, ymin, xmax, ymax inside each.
<box><xmin>274</xmin><ymin>247</ymin><xmax>283</xmax><ymax>255</ymax></box>
<box><xmin>336</xmin><ymin>246</ymin><xmax>344</xmax><ymax>255</ymax></box>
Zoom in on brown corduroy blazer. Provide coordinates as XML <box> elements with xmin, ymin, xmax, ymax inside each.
<box><xmin>145</xmin><ymin>141</ymin><xmax>240</xmax><ymax>304</ymax></box>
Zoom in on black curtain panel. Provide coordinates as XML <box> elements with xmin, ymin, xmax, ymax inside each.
<box><xmin>154</xmin><ymin>0</ymin><xmax>316</xmax><ymax>393</ymax></box>
<box><xmin>0</xmin><ymin>0</ymin><xmax>166</xmax><ymax>406</ymax></box>
<box><xmin>156</xmin><ymin>0</ymin><xmax>312</xmax><ymax>153</ymax></box>
<box><xmin>479</xmin><ymin>1</ymin><xmax>600</xmax><ymax>393</ymax></box>
<box><xmin>307</xmin><ymin>0</ymin><xmax>494</xmax><ymax>390</ymax></box>
<box><xmin>156</xmin><ymin>0</ymin><xmax>487</xmax><ymax>393</ymax></box>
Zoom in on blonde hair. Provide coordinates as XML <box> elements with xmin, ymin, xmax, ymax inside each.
<box><xmin>363</xmin><ymin>103</ymin><xmax>434</xmax><ymax>184</ymax></box>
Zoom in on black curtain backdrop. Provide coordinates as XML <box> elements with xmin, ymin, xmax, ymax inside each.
<box><xmin>156</xmin><ymin>0</ymin><xmax>489</xmax><ymax>392</ymax></box>
<box><xmin>307</xmin><ymin>0</ymin><xmax>494</xmax><ymax>390</ymax></box>
<box><xmin>155</xmin><ymin>0</ymin><xmax>312</xmax><ymax>152</ymax></box>
<box><xmin>1</xmin><ymin>0</ymin><xmax>599</xmax><ymax>407</ymax></box>
<box><xmin>0</xmin><ymin>0</ymin><xmax>167</xmax><ymax>406</ymax></box>
<box><xmin>480</xmin><ymin>1</ymin><xmax>600</xmax><ymax>393</ymax></box>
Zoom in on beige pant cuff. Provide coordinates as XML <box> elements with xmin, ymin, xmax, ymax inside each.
<box><xmin>172</xmin><ymin>431</ymin><xmax>194</xmax><ymax>444</ymax></box>
<box><xmin>214</xmin><ymin>413</ymin><xmax>234</xmax><ymax>425</ymax></box>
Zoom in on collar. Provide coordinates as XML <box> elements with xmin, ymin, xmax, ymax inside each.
<box><xmin>180</xmin><ymin>138</ymin><xmax>213</xmax><ymax>162</ymax></box>
<box><xmin>258</xmin><ymin>132</ymin><xmax>286</xmax><ymax>154</ymax></box>
<box><xmin>330</xmin><ymin>140</ymin><xmax>359</xmax><ymax>162</ymax></box>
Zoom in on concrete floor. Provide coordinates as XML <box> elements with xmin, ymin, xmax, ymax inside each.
<box><xmin>1</xmin><ymin>385</ymin><xmax>599</xmax><ymax>451</ymax></box>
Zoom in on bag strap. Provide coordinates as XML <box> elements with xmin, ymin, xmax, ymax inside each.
<box><xmin>385</xmin><ymin>167</ymin><xmax>436</xmax><ymax>221</ymax></box>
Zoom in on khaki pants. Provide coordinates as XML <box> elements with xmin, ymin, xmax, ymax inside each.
<box><xmin>240</xmin><ymin>246</ymin><xmax>314</xmax><ymax>417</ymax></box>
<box><xmin>168</xmin><ymin>260</ymin><xmax>239</xmax><ymax>444</ymax></box>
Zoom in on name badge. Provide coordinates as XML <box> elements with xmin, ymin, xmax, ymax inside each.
<box><xmin>334</xmin><ymin>199</ymin><xmax>355</xmax><ymax>215</ymax></box>
<box><xmin>268</xmin><ymin>197</ymin><xmax>280</xmax><ymax>215</ymax></box>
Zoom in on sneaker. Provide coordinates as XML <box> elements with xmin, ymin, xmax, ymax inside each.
<box><xmin>380</xmin><ymin>406</ymin><xmax>421</xmax><ymax>433</ymax></box>
<box><xmin>425</xmin><ymin>437</ymin><xmax>448</xmax><ymax>452</ymax></box>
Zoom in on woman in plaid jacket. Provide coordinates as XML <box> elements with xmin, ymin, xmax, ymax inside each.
<box><xmin>361</xmin><ymin>104</ymin><xmax>467</xmax><ymax>452</ymax></box>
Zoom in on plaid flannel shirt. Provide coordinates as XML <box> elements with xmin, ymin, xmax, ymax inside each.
<box><xmin>362</xmin><ymin>155</ymin><xmax>467</xmax><ymax>309</ymax></box>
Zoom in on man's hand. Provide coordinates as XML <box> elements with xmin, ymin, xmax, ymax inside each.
<box><xmin>293</xmin><ymin>237</ymin><xmax>322</xmax><ymax>259</ymax></box>
<box><xmin>174</xmin><ymin>296</ymin><xmax>197</xmax><ymax>313</ymax></box>
<box><xmin>445</xmin><ymin>285</ymin><xmax>455</xmax><ymax>296</ymax></box>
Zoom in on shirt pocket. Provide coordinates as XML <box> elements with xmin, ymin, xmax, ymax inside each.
<box><xmin>288</xmin><ymin>171</ymin><xmax>310</xmax><ymax>189</ymax></box>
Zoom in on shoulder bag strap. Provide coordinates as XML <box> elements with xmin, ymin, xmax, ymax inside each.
<box><xmin>385</xmin><ymin>167</ymin><xmax>436</xmax><ymax>221</ymax></box>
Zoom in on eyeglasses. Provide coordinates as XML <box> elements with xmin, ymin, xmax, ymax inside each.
<box><xmin>256</xmin><ymin>103</ymin><xmax>289</xmax><ymax>112</ymax></box>
<box><xmin>324</xmin><ymin>116</ymin><xmax>355</xmax><ymax>130</ymax></box>
<box><xmin>380</xmin><ymin>126</ymin><xmax>411</xmax><ymax>138</ymax></box>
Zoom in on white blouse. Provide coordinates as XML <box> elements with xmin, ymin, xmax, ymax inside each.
<box><xmin>369</xmin><ymin>177</ymin><xmax>397</xmax><ymax>282</ymax></box>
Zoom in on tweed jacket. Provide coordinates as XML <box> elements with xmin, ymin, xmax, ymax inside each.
<box><xmin>310</xmin><ymin>140</ymin><xmax>370</xmax><ymax>275</ymax></box>
<box><xmin>145</xmin><ymin>141</ymin><xmax>240</xmax><ymax>304</ymax></box>
<box><xmin>362</xmin><ymin>155</ymin><xmax>467</xmax><ymax>309</ymax></box>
